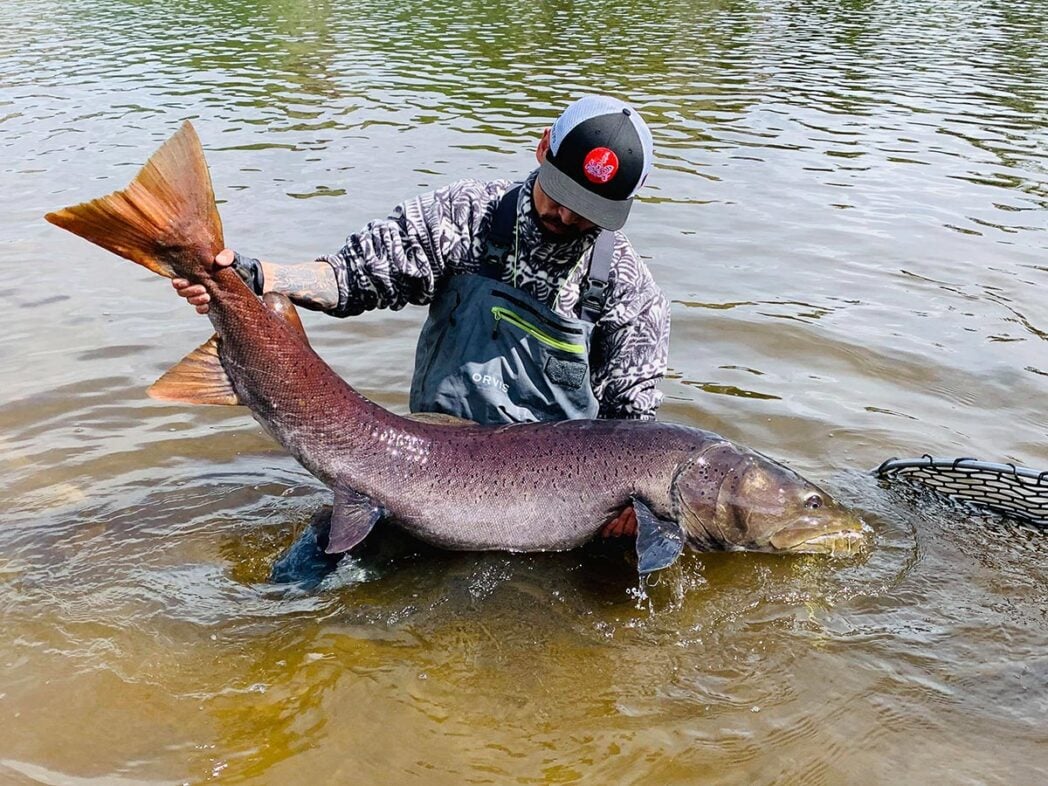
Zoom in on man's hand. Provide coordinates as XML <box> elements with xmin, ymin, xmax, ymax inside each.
<box><xmin>600</xmin><ymin>506</ymin><xmax>638</xmax><ymax>538</ymax></box>
<box><xmin>173</xmin><ymin>249</ymin><xmax>264</xmax><ymax>314</ymax></box>
<box><xmin>172</xmin><ymin>249</ymin><xmax>233</xmax><ymax>314</ymax></box>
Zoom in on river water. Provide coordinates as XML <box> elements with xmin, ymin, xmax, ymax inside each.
<box><xmin>1</xmin><ymin>0</ymin><xmax>1046</xmax><ymax>783</ymax></box>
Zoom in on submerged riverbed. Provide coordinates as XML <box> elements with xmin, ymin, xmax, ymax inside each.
<box><xmin>1</xmin><ymin>0</ymin><xmax>1046</xmax><ymax>783</ymax></box>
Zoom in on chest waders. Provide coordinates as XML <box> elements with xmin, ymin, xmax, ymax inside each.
<box><xmin>409</xmin><ymin>185</ymin><xmax>615</xmax><ymax>424</ymax></box>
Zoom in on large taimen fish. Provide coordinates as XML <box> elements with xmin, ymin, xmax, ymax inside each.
<box><xmin>46</xmin><ymin>123</ymin><xmax>867</xmax><ymax>576</ymax></box>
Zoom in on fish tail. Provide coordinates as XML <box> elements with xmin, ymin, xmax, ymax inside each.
<box><xmin>44</xmin><ymin>121</ymin><xmax>223</xmax><ymax>280</ymax></box>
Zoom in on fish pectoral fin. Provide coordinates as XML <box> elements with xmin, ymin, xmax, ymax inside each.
<box><xmin>147</xmin><ymin>334</ymin><xmax>240</xmax><ymax>406</ymax></box>
<box><xmin>326</xmin><ymin>488</ymin><xmax>383</xmax><ymax>554</ymax></box>
<box><xmin>632</xmin><ymin>498</ymin><xmax>685</xmax><ymax>576</ymax></box>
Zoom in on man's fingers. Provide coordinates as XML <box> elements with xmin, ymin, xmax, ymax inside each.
<box><xmin>175</xmin><ymin>284</ymin><xmax>207</xmax><ymax>299</ymax></box>
<box><xmin>215</xmin><ymin>248</ymin><xmax>236</xmax><ymax>266</ymax></box>
<box><xmin>172</xmin><ymin>277</ymin><xmax>210</xmax><ymax>313</ymax></box>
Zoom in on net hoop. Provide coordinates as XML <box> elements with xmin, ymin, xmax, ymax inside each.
<box><xmin>875</xmin><ymin>455</ymin><xmax>1048</xmax><ymax>526</ymax></box>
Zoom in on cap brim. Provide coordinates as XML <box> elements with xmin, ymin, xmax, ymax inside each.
<box><xmin>538</xmin><ymin>160</ymin><xmax>632</xmax><ymax>231</ymax></box>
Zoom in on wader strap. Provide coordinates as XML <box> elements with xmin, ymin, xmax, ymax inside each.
<box><xmin>579</xmin><ymin>230</ymin><xmax>615</xmax><ymax>323</ymax></box>
<box><xmin>480</xmin><ymin>182</ymin><xmax>614</xmax><ymax>323</ymax></box>
<box><xmin>479</xmin><ymin>184</ymin><xmax>522</xmax><ymax>278</ymax></box>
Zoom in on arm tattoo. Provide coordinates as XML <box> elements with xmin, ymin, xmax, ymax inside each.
<box><xmin>262</xmin><ymin>261</ymin><xmax>339</xmax><ymax>311</ymax></box>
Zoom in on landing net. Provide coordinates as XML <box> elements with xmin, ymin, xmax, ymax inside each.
<box><xmin>875</xmin><ymin>456</ymin><xmax>1048</xmax><ymax>526</ymax></box>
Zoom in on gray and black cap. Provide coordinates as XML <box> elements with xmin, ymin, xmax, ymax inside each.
<box><xmin>538</xmin><ymin>95</ymin><xmax>654</xmax><ymax>231</ymax></box>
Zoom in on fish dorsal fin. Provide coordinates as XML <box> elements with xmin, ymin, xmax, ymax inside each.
<box><xmin>632</xmin><ymin>497</ymin><xmax>685</xmax><ymax>576</ymax></box>
<box><xmin>147</xmin><ymin>334</ymin><xmax>240</xmax><ymax>405</ymax></box>
<box><xmin>262</xmin><ymin>292</ymin><xmax>310</xmax><ymax>345</ymax></box>
<box><xmin>405</xmin><ymin>411</ymin><xmax>477</xmax><ymax>427</ymax></box>
<box><xmin>326</xmin><ymin>487</ymin><xmax>384</xmax><ymax>554</ymax></box>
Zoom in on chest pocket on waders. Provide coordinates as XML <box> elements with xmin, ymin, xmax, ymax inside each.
<box><xmin>409</xmin><ymin>275</ymin><xmax>599</xmax><ymax>424</ymax></box>
<box><xmin>490</xmin><ymin>288</ymin><xmax>591</xmax><ymax>390</ymax></box>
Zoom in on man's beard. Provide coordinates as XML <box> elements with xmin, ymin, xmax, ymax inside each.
<box><xmin>535</xmin><ymin>210</ymin><xmax>583</xmax><ymax>239</ymax></box>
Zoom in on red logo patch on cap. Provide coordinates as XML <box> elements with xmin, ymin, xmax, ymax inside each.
<box><xmin>583</xmin><ymin>147</ymin><xmax>619</xmax><ymax>184</ymax></box>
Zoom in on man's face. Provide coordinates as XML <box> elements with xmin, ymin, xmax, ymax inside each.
<box><xmin>531</xmin><ymin>177</ymin><xmax>598</xmax><ymax>238</ymax></box>
<box><xmin>533</xmin><ymin>128</ymin><xmax>599</xmax><ymax>238</ymax></box>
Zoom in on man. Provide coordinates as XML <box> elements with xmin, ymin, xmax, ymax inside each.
<box><xmin>176</xmin><ymin>95</ymin><xmax>669</xmax><ymax>541</ymax></box>
<box><xmin>176</xmin><ymin>95</ymin><xmax>669</xmax><ymax>427</ymax></box>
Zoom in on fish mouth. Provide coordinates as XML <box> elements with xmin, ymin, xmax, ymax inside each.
<box><xmin>768</xmin><ymin>521</ymin><xmax>871</xmax><ymax>557</ymax></box>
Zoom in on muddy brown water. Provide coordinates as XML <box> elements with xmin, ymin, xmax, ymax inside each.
<box><xmin>1</xmin><ymin>0</ymin><xmax>1046</xmax><ymax>783</ymax></box>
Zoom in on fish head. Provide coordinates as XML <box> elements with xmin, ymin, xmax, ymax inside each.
<box><xmin>675</xmin><ymin>443</ymin><xmax>868</xmax><ymax>556</ymax></box>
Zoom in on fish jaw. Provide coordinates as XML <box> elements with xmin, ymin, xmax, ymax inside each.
<box><xmin>767</xmin><ymin>515</ymin><xmax>871</xmax><ymax>556</ymax></box>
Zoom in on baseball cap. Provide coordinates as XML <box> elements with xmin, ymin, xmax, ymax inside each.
<box><xmin>538</xmin><ymin>95</ymin><xmax>654</xmax><ymax>231</ymax></box>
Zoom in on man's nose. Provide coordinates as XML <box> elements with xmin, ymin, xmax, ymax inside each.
<box><xmin>557</xmin><ymin>205</ymin><xmax>582</xmax><ymax>225</ymax></box>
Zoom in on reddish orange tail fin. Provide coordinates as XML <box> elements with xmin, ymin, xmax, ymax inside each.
<box><xmin>45</xmin><ymin>121</ymin><xmax>224</xmax><ymax>279</ymax></box>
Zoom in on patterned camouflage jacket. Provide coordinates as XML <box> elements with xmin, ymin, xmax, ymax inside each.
<box><xmin>321</xmin><ymin>170</ymin><xmax>670</xmax><ymax>420</ymax></box>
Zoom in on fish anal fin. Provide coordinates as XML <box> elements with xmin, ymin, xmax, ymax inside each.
<box><xmin>148</xmin><ymin>334</ymin><xmax>240</xmax><ymax>405</ymax></box>
<box><xmin>326</xmin><ymin>487</ymin><xmax>383</xmax><ymax>554</ymax></box>
<box><xmin>269</xmin><ymin>506</ymin><xmax>341</xmax><ymax>587</ymax></box>
<box><xmin>632</xmin><ymin>498</ymin><xmax>685</xmax><ymax>576</ymax></box>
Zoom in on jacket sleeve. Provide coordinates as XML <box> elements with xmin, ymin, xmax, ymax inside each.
<box><xmin>590</xmin><ymin>241</ymin><xmax>671</xmax><ymax>421</ymax></box>
<box><xmin>319</xmin><ymin>180</ymin><xmax>497</xmax><ymax>317</ymax></box>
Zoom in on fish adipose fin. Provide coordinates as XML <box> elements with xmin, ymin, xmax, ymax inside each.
<box><xmin>148</xmin><ymin>334</ymin><xmax>239</xmax><ymax>405</ymax></box>
<box><xmin>44</xmin><ymin>121</ymin><xmax>223</xmax><ymax>280</ymax></box>
<box><xmin>262</xmin><ymin>293</ymin><xmax>310</xmax><ymax>345</ymax></box>
<box><xmin>326</xmin><ymin>487</ymin><xmax>384</xmax><ymax>554</ymax></box>
<box><xmin>632</xmin><ymin>498</ymin><xmax>685</xmax><ymax>576</ymax></box>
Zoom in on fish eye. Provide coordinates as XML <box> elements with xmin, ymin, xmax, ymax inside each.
<box><xmin>805</xmin><ymin>494</ymin><xmax>823</xmax><ymax>510</ymax></box>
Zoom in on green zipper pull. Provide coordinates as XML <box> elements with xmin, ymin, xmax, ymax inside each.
<box><xmin>490</xmin><ymin>306</ymin><xmax>586</xmax><ymax>355</ymax></box>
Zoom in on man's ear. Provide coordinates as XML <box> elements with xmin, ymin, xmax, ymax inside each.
<box><xmin>535</xmin><ymin>128</ymin><xmax>551</xmax><ymax>164</ymax></box>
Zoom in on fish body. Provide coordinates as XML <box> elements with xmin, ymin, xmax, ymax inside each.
<box><xmin>216</xmin><ymin>285</ymin><xmax>713</xmax><ymax>552</ymax></box>
<box><xmin>46</xmin><ymin>123</ymin><xmax>867</xmax><ymax>573</ymax></box>
<box><xmin>299</xmin><ymin>416</ymin><xmax>717</xmax><ymax>552</ymax></box>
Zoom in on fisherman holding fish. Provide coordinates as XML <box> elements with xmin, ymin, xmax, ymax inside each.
<box><xmin>173</xmin><ymin>95</ymin><xmax>669</xmax><ymax>428</ymax></box>
<box><xmin>49</xmin><ymin>110</ymin><xmax>868</xmax><ymax>578</ymax></box>
<box><xmin>174</xmin><ymin>96</ymin><xmax>665</xmax><ymax>542</ymax></box>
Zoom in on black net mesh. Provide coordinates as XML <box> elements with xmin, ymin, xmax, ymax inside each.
<box><xmin>875</xmin><ymin>456</ymin><xmax>1048</xmax><ymax>526</ymax></box>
